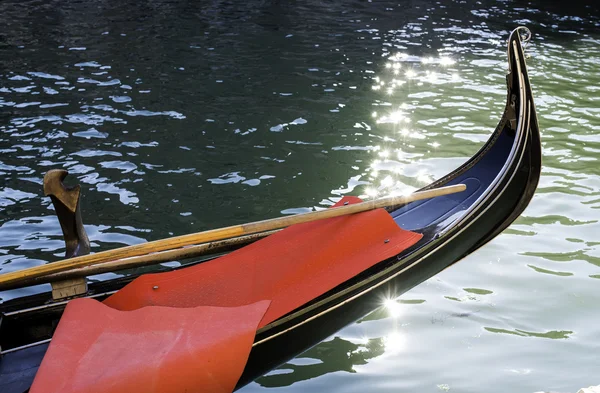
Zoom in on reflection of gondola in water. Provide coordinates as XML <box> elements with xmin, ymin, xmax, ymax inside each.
<box><xmin>257</xmin><ymin>300</ymin><xmax>425</xmax><ymax>389</ymax></box>
<box><xmin>0</xmin><ymin>27</ymin><xmax>540</xmax><ymax>393</ymax></box>
<box><xmin>256</xmin><ymin>336</ymin><xmax>386</xmax><ymax>388</ymax></box>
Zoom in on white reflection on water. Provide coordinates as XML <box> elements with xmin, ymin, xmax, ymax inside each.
<box><xmin>383</xmin><ymin>331</ymin><xmax>406</xmax><ymax>354</ymax></box>
<box><xmin>383</xmin><ymin>298</ymin><xmax>403</xmax><ymax>318</ymax></box>
<box><xmin>440</xmin><ymin>56</ymin><xmax>456</xmax><ymax>66</ymax></box>
<box><xmin>376</xmin><ymin>110</ymin><xmax>409</xmax><ymax>124</ymax></box>
<box><xmin>354</xmin><ymin>53</ymin><xmax>461</xmax><ymax>201</ymax></box>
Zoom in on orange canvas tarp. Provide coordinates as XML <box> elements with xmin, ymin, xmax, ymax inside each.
<box><xmin>30</xmin><ymin>298</ymin><xmax>270</xmax><ymax>393</ymax></box>
<box><xmin>104</xmin><ymin>197</ymin><xmax>423</xmax><ymax>327</ymax></box>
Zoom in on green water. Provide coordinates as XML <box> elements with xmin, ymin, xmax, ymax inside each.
<box><xmin>1</xmin><ymin>1</ymin><xmax>600</xmax><ymax>392</ymax></box>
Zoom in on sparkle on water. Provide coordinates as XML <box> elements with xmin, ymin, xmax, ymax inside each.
<box><xmin>383</xmin><ymin>298</ymin><xmax>403</xmax><ymax>319</ymax></box>
<box><xmin>362</xmin><ymin>50</ymin><xmax>459</xmax><ymax>199</ymax></box>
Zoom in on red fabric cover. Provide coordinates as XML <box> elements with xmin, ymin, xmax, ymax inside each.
<box><xmin>104</xmin><ymin>196</ymin><xmax>423</xmax><ymax>327</ymax></box>
<box><xmin>31</xmin><ymin>196</ymin><xmax>423</xmax><ymax>393</ymax></box>
<box><xmin>30</xmin><ymin>298</ymin><xmax>270</xmax><ymax>393</ymax></box>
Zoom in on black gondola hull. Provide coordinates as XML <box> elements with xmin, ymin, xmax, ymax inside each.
<box><xmin>238</xmin><ymin>103</ymin><xmax>540</xmax><ymax>388</ymax></box>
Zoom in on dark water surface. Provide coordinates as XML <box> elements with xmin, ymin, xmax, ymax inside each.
<box><xmin>2</xmin><ymin>0</ymin><xmax>600</xmax><ymax>392</ymax></box>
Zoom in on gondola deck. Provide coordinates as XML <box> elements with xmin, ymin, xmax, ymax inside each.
<box><xmin>0</xmin><ymin>27</ymin><xmax>541</xmax><ymax>393</ymax></box>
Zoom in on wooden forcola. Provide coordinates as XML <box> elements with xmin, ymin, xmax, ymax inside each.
<box><xmin>43</xmin><ymin>169</ymin><xmax>91</xmax><ymax>299</ymax></box>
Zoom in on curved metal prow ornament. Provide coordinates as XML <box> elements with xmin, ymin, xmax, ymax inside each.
<box><xmin>43</xmin><ymin>169</ymin><xmax>90</xmax><ymax>299</ymax></box>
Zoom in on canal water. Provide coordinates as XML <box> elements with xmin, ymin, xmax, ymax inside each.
<box><xmin>1</xmin><ymin>0</ymin><xmax>599</xmax><ymax>392</ymax></box>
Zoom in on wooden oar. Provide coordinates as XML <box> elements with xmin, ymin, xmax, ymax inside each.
<box><xmin>0</xmin><ymin>184</ymin><xmax>466</xmax><ymax>291</ymax></box>
<box><xmin>40</xmin><ymin>230</ymin><xmax>280</xmax><ymax>287</ymax></box>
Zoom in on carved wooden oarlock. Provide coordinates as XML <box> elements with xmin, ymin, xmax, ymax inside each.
<box><xmin>43</xmin><ymin>169</ymin><xmax>90</xmax><ymax>300</ymax></box>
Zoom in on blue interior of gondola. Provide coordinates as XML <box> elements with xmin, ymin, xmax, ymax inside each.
<box><xmin>391</xmin><ymin>128</ymin><xmax>513</xmax><ymax>232</ymax></box>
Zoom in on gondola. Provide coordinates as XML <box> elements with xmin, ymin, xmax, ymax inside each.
<box><xmin>0</xmin><ymin>27</ymin><xmax>540</xmax><ymax>393</ymax></box>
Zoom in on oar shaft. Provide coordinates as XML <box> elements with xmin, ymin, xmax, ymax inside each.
<box><xmin>38</xmin><ymin>230</ymin><xmax>280</xmax><ymax>285</ymax></box>
<box><xmin>0</xmin><ymin>184</ymin><xmax>465</xmax><ymax>291</ymax></box>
